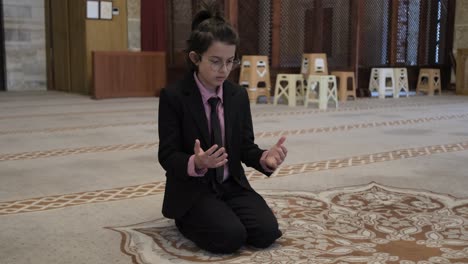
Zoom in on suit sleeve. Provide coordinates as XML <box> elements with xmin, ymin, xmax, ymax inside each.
<box><xmin>239</xmin><ymin>89</ymin><xmax>273</xmax><ymax>176</ymax></box>
<box><xmin>158</xmin><ymin>88</ymin><xmax>191</xmax><ymax>180</ymax></box>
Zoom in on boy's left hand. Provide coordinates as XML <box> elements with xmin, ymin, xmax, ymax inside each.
<box><xmin>265</xmin><ymin>136</ymin><xmax>288</xmax><ymax>170</ymax></box>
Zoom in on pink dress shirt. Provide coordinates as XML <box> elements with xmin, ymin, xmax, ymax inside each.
<box><xmin>187</xmin><ymin>73</ymin><xmax>272</xmax><ymax>180</ymax></box>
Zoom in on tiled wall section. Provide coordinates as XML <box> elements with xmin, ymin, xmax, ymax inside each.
<box><xmin>127</xmin><ymin>0</ymin><xmax>141</xmax><ymax>51</ymax></box>
<box><xmin>455</xmin><ymin>0</ymin><xmax>468</xmax><ymax>52</ymax></box>
<box><xmin>2</xmin><ymin>0</ymin><xmax>46</xmax><ymax>91</ymax></box>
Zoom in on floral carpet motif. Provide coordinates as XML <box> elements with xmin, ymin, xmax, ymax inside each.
<box><xmin>108</xmin><ymin>182</ymin><xmax>468</xmax><ymax>263</ymax></box>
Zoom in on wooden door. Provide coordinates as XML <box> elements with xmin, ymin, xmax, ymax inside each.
<box><xmin>47</xmin><ymin>0</ymin><xmax>71</xmax><ymax>92</ymax></box>
<box><xmin>0</xmin><ymin>0</ymin><xmax>5</xmax><ymax>91</ymax></box>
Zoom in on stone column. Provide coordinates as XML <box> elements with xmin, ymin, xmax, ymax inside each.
<box><xmin>454</xmin><ymin>0</ymin><xmax>468</xmax><ymax>52</ymax></box>
<box><xmin>3</xmin><ymin>0</ymin><xmax>46</xmax><ymax>91</ymax></box>
<box><xmin>453</xmin><ymin>0</ymin><xmax>468</xmax><ymax>86</ymax></box>
<box><xmin>127</xmin><ymin>0</ymin><xmax>141</xmax><ymax>51</ymax></box>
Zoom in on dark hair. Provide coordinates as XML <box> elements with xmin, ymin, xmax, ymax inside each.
<box><xmin>186</xmin><ymin>1</ymin><xmax>240</xmax><ymax>71</ymax></box>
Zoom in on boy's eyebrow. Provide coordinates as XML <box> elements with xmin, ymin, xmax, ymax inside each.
<box><xmin>208</xmin><ymin>56</ymin><xmax>236</xmax><ymax>60</ymax></box>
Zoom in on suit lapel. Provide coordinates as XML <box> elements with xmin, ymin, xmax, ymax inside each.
<box><xmin>182</xmin><ymin>74</ymin><xmax>240</xmax><ymax>150</ymax></box>
<box><xmin>222</xmin><ymin>82</ymin><xmax>238</xmax><ymax>152</ymax></box>
<box><xmin>182</xmin><ymin>74</ymin><xmax>210</xmax><ymax>147</ymax></box>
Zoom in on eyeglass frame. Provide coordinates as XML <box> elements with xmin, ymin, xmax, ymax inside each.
<box><xmin>197</xmin><ymin>54</ymin><xmax>241</xmax><ymax>72</ymax></box>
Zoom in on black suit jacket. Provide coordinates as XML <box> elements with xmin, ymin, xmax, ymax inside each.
<box><xmin>158</xmin><ymin>73</ymin><xmax>272</xmax><ymax>219</ymax></box>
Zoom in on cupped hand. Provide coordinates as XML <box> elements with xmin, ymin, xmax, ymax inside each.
<box><xmin>193</xmin><ymin>139</ymin><xmax>228</xmax><ymax>170</ymax></box>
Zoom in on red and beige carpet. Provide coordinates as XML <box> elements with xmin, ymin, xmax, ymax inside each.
<box><xmin>110</xmin><ymin>183</ymin><xmax>468</xmax><ymax>263</ymax></box>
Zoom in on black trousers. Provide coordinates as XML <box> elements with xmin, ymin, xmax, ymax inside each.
<box><xmin>175</xmin><ymin>177</ymin><xmax>282</xmax><ymax>254</ymax></box>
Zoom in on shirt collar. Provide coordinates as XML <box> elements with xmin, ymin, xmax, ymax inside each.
<box><xmin>194</xmin><ymin>72</ymin><xmax>224</xmax><ymax>105</ymax></box>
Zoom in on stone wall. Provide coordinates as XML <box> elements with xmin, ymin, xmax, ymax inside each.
<box><xmin>127</xmin><ymin>0</ymin><xmax>141</xmax><ymax>51</ymax></box>
<box><xmin>1</xmin><ymin>0</ymin><xmax>141</xmax><ymax>91</ymax></box>
<box><xmin>3</xmin><ymin>0</ymin><xmax>46</xmax><ymax>91</ymax></box>
<box><xmin>454</xmin><ymin>0</ymin><xmax>468</xmax><ymax>53</ymax></box>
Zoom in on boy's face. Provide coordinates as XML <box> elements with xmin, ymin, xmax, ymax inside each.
<box><xmin>192</xmin><ymin>41</ymin><xmax>237</xmax><ymax>91</ymax></box>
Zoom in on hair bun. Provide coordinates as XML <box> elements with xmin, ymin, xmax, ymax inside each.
<box><xmin>191</xmin><ymin>1</ymin><xmax>225</xmax><ymax>30</ymax></box>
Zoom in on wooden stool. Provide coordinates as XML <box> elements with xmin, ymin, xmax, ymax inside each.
<box><xmin>368</xmin><ymin>68</ymin><xmax>396</xmax><ymax>99</ymax></box>
<box><xmin>273</xmin><ymin>74</ymin><xmax>304</xmax><ymax>107</ymax></box>
<box><xmin>416</xmin><ymin>68</ymin><xmax>441</xmax><ymax>96</ymax></box>
<box><xmin>239</xmin><ymin>55</ymin><xmax>271</xmax><ymax>104</ymax></box>
<box><xmin>393</xmin><ymin>68</ymin><xmax>409</xmax><ymax>98</ymax></box>
<box><xmin>331</xmin><ymin>71</ymin><xmax>356</xmax><ymax>102</ymax></box>
<box><xmin>301</xmin><ymin>53</ymin><xmax>329</xmax><ymax>76</ymax></box>
<box><xmin>304</xmin><ymin>75</ymin><xmax>338</xmax><ymax>110</ymax></box>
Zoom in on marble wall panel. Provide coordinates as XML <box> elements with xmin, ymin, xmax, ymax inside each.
<box><xmin>127</xmin><ymin>0</ymin><xmax>141</xmax><ymax>51</ymax></box>
<box><xmin>2</xmin><ymin>0</ymin><xmax>46</xmax><ymax>91</ymax></box>
<box><xmin>454</xmin><ymin>0</ymin><xmax>468</xmax><ymax>52</ymax></box>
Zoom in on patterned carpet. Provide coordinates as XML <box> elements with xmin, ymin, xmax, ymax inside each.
<box><xmin>2</xmin><ymin>93</ymin><xmax>468</xmax><ymax>263</ymax></box>
<box><xmin>109</xmin><ymin>182</ymin><xmax>468</xmax><ymax>264</ymax></box>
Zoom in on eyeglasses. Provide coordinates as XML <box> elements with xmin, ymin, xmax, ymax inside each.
<box><xmin>199</xmin><ymin>55</ymin><xmax>240</xmax><ymax>72</ymax></box>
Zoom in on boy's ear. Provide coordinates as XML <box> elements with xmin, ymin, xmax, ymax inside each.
<box><xmin>189</xmin><ymin>51</ymin><xmax>200</xmax><ymax>65</ymax></box>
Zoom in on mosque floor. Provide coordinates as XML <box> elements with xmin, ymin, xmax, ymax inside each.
<box><xmin>1</xmin><ymin>90</ymin><xmax>467</xmax><ymax>263</ymax></box>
